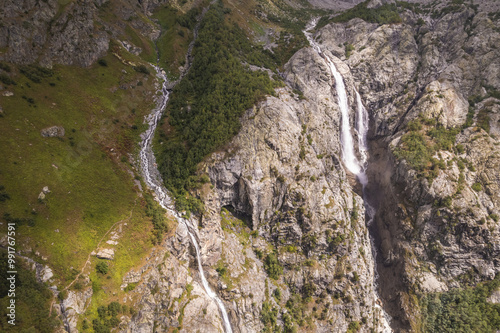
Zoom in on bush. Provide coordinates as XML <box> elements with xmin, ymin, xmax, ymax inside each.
<box><xmin>144</xmin><ymin>193</ymin><xmax>169</xmax><ymax>244</ymax></box>
<box><xmin>345</xmin><ymin>43</ymin><xmax>354</xmax><ymax>58</ymax></box>
<box><xmin>96</xmin><ymin>261</ymin><xmax>109</xmax><ymax>275</ymax></box>
<box><xmin>0</xmin><ymin>62</ymin><xmax>11</xmax><ymax>72</ymax></box>
<box><xmin>472</xmin><ymin>182</ymin><xmax>482</xmax><ymax>192</ymax></box>
<box><xmin>124</xmin><ymin>283</ymin><xmax>136</xmax><ymax>292</ymax></box>
<box><xmin>19</xmin><ymin>64</ymin><xmax>53</xmax><ymax>83</ymax></box>
<box><xmin>108</xmin><ymin>301</ymin><xmax>121</xmax><ymax>317</ymax></box>
<box><xmin>302</xmin><ymin>281</ymin><xmax>316</xmax><ymax>298</ymax></box>
<box><xmin>260</xmin><ymin>301</ymin><xmax>279</xmax><ymax>330</ymax></box>
<box><xmin>264</xmin><ymin>253</ymin><xmax>283</xmax><ymax>280</ymax></box>
<box><xmin>98</xmin><ymin>59</ymin><xmax>108</xmax><ymax>67</ymax></box>
<box><xmin>0</xmin><ymin>73</ymin><xmax>16</xmax><ymax>85</ymax></box>
<box><xmin>134</xmin><ymin>65</ymin><xmax>150</xmax><ymax>75</ymax></box>
<box><xmin>58</xmin><ymin>289</ymin><xmax>67</xmax><ymax>301</ymax></box>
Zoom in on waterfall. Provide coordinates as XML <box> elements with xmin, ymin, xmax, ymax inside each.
<box><xmin>304</xmin><ymin>19</ymin><xmax>392</xmax><ymax>333</ymax></box>
<box><xmin>139</xmin><ymin>66</ymin><xmax>233</xmax><ymax>333</ymax></box>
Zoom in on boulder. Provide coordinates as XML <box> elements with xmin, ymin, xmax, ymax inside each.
<box><xmin>41</xmin><ymin>126</ymin><xmax>65</xmax><ymax>137</ymax></box>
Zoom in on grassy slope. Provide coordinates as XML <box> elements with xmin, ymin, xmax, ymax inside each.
<box><xmin>0</xmin><ymin>46</ymin><xmax>156</xmax><ymax>283</ymax></box>
<box><xmin>152</xmin><ymin>5</ymin><xmax>194</xmax><ymax>79</ymax></box>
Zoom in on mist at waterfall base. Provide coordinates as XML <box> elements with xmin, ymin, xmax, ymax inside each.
<box><xmin>305</xmin><ymin>20</ymin><xmax>392</xmax><ymax>332</ymax></box>
<box><xmin>139</xmin><ymin>66</ymin><xmax>233</xmax><ymax>333</ymax></box>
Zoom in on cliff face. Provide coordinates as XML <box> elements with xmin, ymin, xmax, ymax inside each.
<box><xmin>122</xmin><ymin>45</ymin><xmax>389</xmax><ymax>332</ymax></box>
<box><xmin>313</xmin><ymin>3</ymin><xmax>500</xmax><ymax>330</ymax></box>
<box><xmin>205</xmin><ymin>46</ymin><xmax>388</xmax><ymax>331</ymax></box>
<box><xmin>0</xmin><ymin>0</ymin><xmax>162</xmax><ymax>67</ymax></box>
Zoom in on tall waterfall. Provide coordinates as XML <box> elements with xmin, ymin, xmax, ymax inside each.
<box><xmin>139</xmin><ymin>67</ymin><xmax>233</xmax><ymax>333</ymax></box>
<box><xmin>304</xmin><ymin>20</ymin><xmax>392</xmax><ymax>333</ymax></box>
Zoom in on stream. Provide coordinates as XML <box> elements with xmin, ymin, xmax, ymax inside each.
<box><xmin>138</xmin><ymin>6</ymin><xmax>233</xmax><ymax>330</ymax></box>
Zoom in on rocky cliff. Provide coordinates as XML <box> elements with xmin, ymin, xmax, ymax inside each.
<box><xmin>313</xmin><ymin>1</ymin><xmax>500</xmax><ymax>330</ymax></box>
<box><xmin>123</xmin><ymin>45</ymin><xmax>390</xmax><ymax>332</ymax></box>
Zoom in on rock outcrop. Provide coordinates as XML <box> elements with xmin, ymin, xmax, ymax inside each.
<box><xmin>0</xmin><ymin>0</ymin><xmax>159</xmax><ymax>67</ymax></box>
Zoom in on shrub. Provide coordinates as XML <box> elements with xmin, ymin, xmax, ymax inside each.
<box><xmin>96</xmin><ymin>261</ymin><xmax>109</xmax><ymax>275</ymax></box>
<box><xmin>260</xmin><ymin>301</ymin><xmax>279</xmax><ymax>330</ymax></box>
<box><xmin>19</xmin><ymin>64</ymin><xmax>53</xmax><ymax>83</ymax></box>
<box><xmin>58</xmin><ymin>289</ymin><xmax>67</xmax><ymax>301</ymax></box>
<box><xmin>134</xmin><ymin>65</ymin><xmax>150</xmax><ymax>75</ymax></box>
<box><xmin>345</xmin><ymin>43</ymin><xmax>354</xmax><ymax>58</ymax></box>
<box><xmin>98</xmin><ymin>59</ymin><xmax>108</xmax><ymax>67</ymax></box>
<box><xmin>472</xmin><ymin>182</ymin><xmax>482</xmax><ymax>192</ymax></box>
<box><xmin>0</xmin><ymin>73</ymin><xmax>16</xmax><ymax>85</ymax></box>
<box><xmin>0</xmin><ymin>62</ymin><xmax>11</xmax><ymax>72</ymax></box>
<box><xmin>264</xmin><ymin>253</ymin><xmax>283</xmax><ymax>280</ymax></box>
<box><xmin>108</xmin><ymin>301</ymin><xmax>121</xmax><ymax>317</ymax></box>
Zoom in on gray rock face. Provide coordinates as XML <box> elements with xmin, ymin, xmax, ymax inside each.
<box><xmin>312</xmin><ymin>2</ymin><xmax>500</xmax><ymax>330</ymax></box>
<box><xmin>201</xmin><ymin>46</ymin><xmax>388</xmax><ymax>331</ymax></box>
<box><xmin>0</xmin><ymin>0</ymin><xmax>159</xmax><ymax>67</ymax></box>
<box><xmin>95</xmin><ymin>248</ymin><xmax>115</xmax><ymax>260</ymax></box>
<box><xmin>61</xmin><ymin>288</ymin><xmax>93</xmax><ymax>333</ymax></box>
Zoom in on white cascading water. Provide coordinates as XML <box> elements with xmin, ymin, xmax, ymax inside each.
<box><xmin>305</xmin><ymin>19</ymin><xmax>392</xmax><ymax>332</ymax></box>
<box><xmin>139</xmin><ymin>66</ymin><xmax>233</xmax><ymax>333</ymax></box>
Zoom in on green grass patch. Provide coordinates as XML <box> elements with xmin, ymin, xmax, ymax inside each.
<box><xmin>0</xmin><ymin>49</ymin><xmax>156</xmax><ymax>282</ymax></box>
<box><xmin>394</xmin><ymin>117</ymin><xmax>459</xmax><ymax>182</ymax></box>
<box><xmin>152</xmin><ymin>5</ymin><xmax>199</xmax><ymax>77</ymax></box>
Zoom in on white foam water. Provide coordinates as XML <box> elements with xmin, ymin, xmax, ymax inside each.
<box><xmin>304</xmin><ymin>19</ymin><xmax>392</xmax><ymax>333</ymax></box>
<box><xmin>139</xmin><ymin>66</ymin><xmax>233</xmax><ymax>333</ymax></box>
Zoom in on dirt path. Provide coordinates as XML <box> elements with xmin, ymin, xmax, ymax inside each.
<box><xmin>49</xmin><ymin>199</ymin><xmax>138</xmax><ymax>316</ymax></box>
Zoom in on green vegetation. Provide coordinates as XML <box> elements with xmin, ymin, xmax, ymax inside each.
<box><xmin>152</xmin><ymin>5</ymin><xmax>200</xmax><ymax>77</ymax></box>
<box><xmin>0</xmin><ymin>251</ymin><xmax>59</xmax><ymax>332</ymax></box>
<box><xmin>156</xmin><ymin>1</ymin><xmax>278</xmax><ymax>213</ymax></box>
<box><xmin>421</xmin><ymin>277</ymin><xmax>500</xmax><ymax>332</ymax></box>
<box><xmin>285</xmin><ymin>293</ymin><xmax>309</xmax><ymax>329</ymax></box>
<box><xmin>394</xmin><ymin>117</ymin><xmax>459</xmax><ymax>182</ymax></box>
<box><xmin>344</xmin><ymin>43</ymin><xmax>354</xmax><ymax>59</ymax></box>
<box><xmin>316</xmin><ymin>0</ymin><xmax>401</xmax><ymax>30</ymax></box>
<box><xmin>472</xmin><ymin>182</ymin><xmax>482</xmax><ymax>192</ymax></box>
<box><xmin>91</xmin><ymin>301</ymin><xmax>130</xmax><ymax>332</ymax></box>
<box><xmin>96</xmin><ymin>261</ymin><xmax>109</xmax><ymax>275</ymax></box>
<box><xmin>144</xmin><ymin>193</ymin><xmax>170</xmax><ymax>244</ymax></box>
<box><xmin>264</xmin><ymin>253</ymin><xmax>284</xmax><ymax>280</ymax></box>
<box><xmin>261</xmin><ymin>301</ymin><xmax>280</xmax><ymax>332</ymax></box>
<box><xmin>0</xmin><ymin>47</ymin><xmax>157</xmax><ymax>282</ymax></box>
<box><xmin>19</xmin><ymin>64</ymin><xmax>54</xmax><ymax>83</ymax></box>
